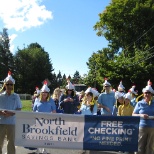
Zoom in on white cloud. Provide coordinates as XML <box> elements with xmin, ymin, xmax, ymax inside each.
<box><xmin>10</xmin><ymin>44</ymin><xmax>15</xmax><ymax>53</ymax></box>
<box><xmin>0</xmin><ymin>0</ymin><xmax>53</xmax><ymax>31</ymax></box>
<box><xmin>9</xmin><ymin>34</ymin><xmax>17</xmax><ymax>52</ymax></box>
<box><xmin>9</xmin><ymin>34</ymin><xmax>17</xmax><ymax>44</ymax></box>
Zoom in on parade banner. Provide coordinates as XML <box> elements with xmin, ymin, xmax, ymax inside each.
<box><xmin>15</xmin><ymin>111</ymin><xmax>140</xmax><ymax>151</ymax></box>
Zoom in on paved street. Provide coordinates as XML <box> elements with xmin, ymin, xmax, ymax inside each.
<box><xmin>2</xmin><ymin>140</ymin><xmax>120</xmax><ymax>154</ymax></box>
<box><xmin>16</xmin><ymin>148</ymin><xmax>120</xmax><ymax>154</ymax></box>
<box><xmin>3</xmin><ymin>146</ymin><xmax>120</xmax><ymax>154</ymax></box>
<box><xmin>3</xmin><ymin>139</ymin><xmax>136</xmax><ymax>154</ymax></box>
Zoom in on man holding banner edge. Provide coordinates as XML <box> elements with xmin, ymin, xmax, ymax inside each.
<box><xmin>0</xmin><ymin>71</ymin><xmax>22</xmax><ymax>154</ymax></box>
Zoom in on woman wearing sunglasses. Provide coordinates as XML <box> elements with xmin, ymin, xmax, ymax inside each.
<box><xmin>132</xmin><ymin>80</ymin><xmax>154</xmax><ymax>154</ymax></box>
<box><xmin>0</xmin><ymin>71</ymin><xmax>22</xmax><ymax>154</ymax></box>
<box><xmin>59</xmin><ymin>79</ymin><xmax>79</xmax><ymax>114</ymax></box>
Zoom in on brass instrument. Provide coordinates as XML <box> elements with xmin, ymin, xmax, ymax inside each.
<box><xmin>136</xmin><ymin>94</ymin><xmax>143</xmax><ymax>102</ymax></box>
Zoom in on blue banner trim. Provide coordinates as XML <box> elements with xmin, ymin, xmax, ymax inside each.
<box><xmin>83</xmin><ymin>115</ymin><xmax>140</xmax><ymax>152</ymax></box>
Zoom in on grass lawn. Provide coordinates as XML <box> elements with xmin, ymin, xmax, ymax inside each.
<box><xmin>21</xmin><ymin>100</ymin><xmax>32</xmax><ymax>111</ymax></box>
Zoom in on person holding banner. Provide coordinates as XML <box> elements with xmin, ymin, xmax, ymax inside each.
<box><xmin>33</xmin><ymin>80</ymin><xmax>56</xmax><ymax>113</ymax></box>
<box><xmin>32</xmin><ymin>80</ymin><xmax>56</xmax><ymax>153</ymax></box>
<box><xmin>0</xmin><ymin>71</ymin><xmax>22</xmax><ymax>154</ymax></box>
<box><xmin>98</xmin><ymin>78</ymin><xmax>116</xmax><ymax>115</ymax></box>
<box><xmin>78</xmin><ymin>91</ymin><xmax>97</xmax><ymax>115</ymax></box>
<box><xmin>117</xmin><ymin>92</ymin><xmax>134</xmax><ymax>154</ymax></box>
<box><xmin>132</xmin><ymin>80</ymin><xmax>154</xmax><ymax>154</ymax></box>
<box><xmin>59</xmin><ymin>79</ymin><xmax>80</xmax><ymax>114</ymax></box>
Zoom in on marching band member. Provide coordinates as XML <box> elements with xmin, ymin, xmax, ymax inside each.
<box><xmin>0</xmin><ymin>71</ymin><xmax>22</xmax><ymax>154</ymax></box>
<box><xmin>59</xmin><ymin>79</ymin><xmax>79</xmax><ymax>114</ymax></box>
<box><xmin>132</xmin><ymin>80</ymin><xmax>154</xmax><ymax>154</ymax></box>
<box><xmin>98</xmin><ymin>78</ymin><xmax>116</xmax><ymax>115</ymax></box>
<box><xmin>118</xmin><ymin>92</ymin><xmax>134</xmax><ymax>116</ymax></box>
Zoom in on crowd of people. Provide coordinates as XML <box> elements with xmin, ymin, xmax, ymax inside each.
<box><xmin>0</xmin><ymin>71</ymin><xmax>154</xmax><ymax>154</ymax></box>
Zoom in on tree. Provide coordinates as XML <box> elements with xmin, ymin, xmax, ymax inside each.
<box><xmin>14</xmin><ymin>43</ymin><xmax>55</xmax><ymax>94</ymax></box>
<box><xmin>85</xmin><ymin>0</ymin><xmax>154</xmax><ymax>93</ymax></box>
<box><xmin>61</xmin><ymin>74</ymin><xmax>67</xmax><ymax>88</ymax></box>
<box><xmin>0</xmin><ymin>28</ymin><xmax>14</xmax><ymax>80</ymax></box>
<box><xmin>56</xmin><ymin>71</ymin><xmax>63</xmax><ymax>87</ymax></box>
<box><xmin>72</xmin><ymin>71</ymin><xmax>81</xmax><ymax>84</ymax></box>
<box><xmin>94</xmin><ymin>0</ymin><xmax>154</xmax><ymax>56</ymax></box>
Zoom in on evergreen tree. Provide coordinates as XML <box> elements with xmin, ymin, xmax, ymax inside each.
<box><xmin>72</xmin><ymin>70</ymin><xmax>81</xmax><ymax>84</ymax></box>
<box><xmin>0</xmin><ymin>28</ymin><xmax>14</xmax><ymax>80</ymax></box>
<box><xmin>56</xmin><ymin>71</ymin><xmax>63</xmax><ymax>87</ymax></box>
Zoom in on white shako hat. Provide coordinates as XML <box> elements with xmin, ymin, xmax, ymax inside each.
<box><xmin>142</xmin><ymin>80</ymin><xmax>154</xmax><ymax>94</ymax></box>
<box><xmin>41</xmin><ymin>80</ymin><xmax>50</xmax><ymax>92</ymax></box>
<box><xmin>103</xmin><ymin>78</ymin><xmax>111</xmax><ymax>86</ymax></box>
<box><xmin>4</xmin><ymin>71</ymin><xmax>15</xmax><ymax>84</ymax></box>
<box><xmin>85</xmin><ymin>87</ymin><xmax>100</xmax><ymax>97</ymax></box>
<box><xmin>129</xmin><ymin>85</ymin><xmax>137</xmax><ymax>95</ymax></box>
<box><xmin>66</xmin><ymin>79</ymin><xmax>75</xmax><ymax>90</ymax></box>
<box><xmin>91</xmin><ymin>88</ymin><xmax>100</xmax><ymax>97</ymax></box>
<box><xmin>124</xmin><ymin>92</ymin><xmax>132</xmax><ymax>100</ymax></box>
<box><xmin>85</xmin><ymin>87</ymin><xmax>92</xmax><ymax>94</ymax></box>
<box><xmin>115</xmin><ymin>91</ymin><xmax>124</xmax><ymax>99</ymax></box>
<box><xmin>118</xmin><ymin>81</ymin><xmax>125</xmax><ymax>91</ymax></box>
<box><xmin>36</xmin><ymin>86</ymin><xmax>41</xmax><ymax>94</ymax></box>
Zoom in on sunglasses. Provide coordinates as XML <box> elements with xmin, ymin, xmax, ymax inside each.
<box><xmin>144</xmin><ymin>92</ymin><xmax>151</xmax><ymax>94</ymax></box>
<box><xmin>6</xmin><ymin>84</ymin><xmax>13</xmax><ymax>86</ymax></box>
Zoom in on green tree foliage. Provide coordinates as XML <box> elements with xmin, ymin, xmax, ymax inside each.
<box><xmin>0</xmin><ymin>28</ymin><xmax>14</xmax><ymax>80</ymax></box>
<box><xmin>72</xmin><ymin>70</ymin><xmax>81</xmax><ymax>84</ymax></box>
<box><xmin>94</xmin><ymin>0</ymin><xmax>154</xmax><ymax>55</ymax></box>
<box><xmin>56</xmin><ymin>71</ymin><xmax>63</xmax><ymax>87</ymax></box>
<box><xmin>61</xmin><ymin>74</ymin><xmax>67</xmax><ymax>88</ymax></box>
<box><xmin>14</xmin><ymin>43</ymin><xmax>55</xmax><ymax>94</ymax></box>
<box><xmin>86</xmin><ymin>0</ymin><xmax>154</xmax><ymax>93</ymax></box>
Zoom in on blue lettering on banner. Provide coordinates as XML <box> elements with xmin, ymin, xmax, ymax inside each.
<box><xmin>83</xmin><ymin>116</ymin><xmax>140</xmax><ymax>152</ymax></box>
<box><xmin>22</xmin><ymin>117</ymin><xmax>77</xmax><ymax>136</ymax></box>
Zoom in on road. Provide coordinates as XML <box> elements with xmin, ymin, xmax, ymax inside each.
<box><xmin>3</xmin><ymin>139</ymin><xmax>135</xmax><ymax>154</ymax></box>
<box><xmin>2</xmin><ymin>140</ymin><xmax>121</xmax><ymax>154</ymax></box>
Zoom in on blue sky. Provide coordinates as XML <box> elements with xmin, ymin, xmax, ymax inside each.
<box><xmin>0</xmin><ymin>0</ymin><xmax>111</xmax><ymax>77</ymax></box>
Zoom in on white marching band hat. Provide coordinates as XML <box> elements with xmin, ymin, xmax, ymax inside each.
<box><xmin>4</xmin><ymin>71</ymin><xmax>15</xmax><ymax>84</ymax></box>
<box><xmin>129</xmin><ymin>85</ymin><xmax>137</xmax><ymax>95</ymax></box>
<box><xmin>85</xmin><ymin>87</ymin><xmax>100</xmax><ymax>97</ymax></box>
<box><xmin>41</xmin><ymin>80</ymin><xmax>50</xmax><ymax>92</ymax></box>
<box><xmin>103</xmin><ymin>78</ymin><xmax>111</xmax><ymax>86</ymax></box>
<box><xmin>142</xmin><ymin>80</ymin><xmax>154</xmax><ymax>94</ymax></box>
<box><xmin>115</xmin><ymin>91</ymin><xmax>124</xmax><ymax>99</ymax></box>
<box><xmin>66</xmin><ymin>79</ymin><xmax>75</xmax><ymax>90</ymax></box>
<box><xmin>118</xmin><ymin>81</ymin><xmax>125</xmax><ymax>91</ymax></box>
<box><xmin>36</xmin><ymin>86</ymin><xmax>41</xmax><ymax>94</ymax></box>
<box><xmin>124</xmin><ymin>92</ymin><xmax>132</xmax><ymax>100</ymax></box>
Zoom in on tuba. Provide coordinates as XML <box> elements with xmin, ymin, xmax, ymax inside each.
<box><xmin>136</xmin><ymin>94</ymin><xmax>143</xmax><ymax>102</ymax></box>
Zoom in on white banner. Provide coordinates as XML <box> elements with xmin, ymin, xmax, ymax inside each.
<box><xmin>15</xmin><ymin>111</ymin><xmax>140</xmax><ymax>151</ymax></box>
<box><xmin>15</xmin><ymin>111</ymin><xmax>84</xmax><ymax>149</ymax></box>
